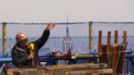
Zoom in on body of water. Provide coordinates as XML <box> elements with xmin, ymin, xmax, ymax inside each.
<box><xmin>0</xmin><ymin>36</ymin><xmax>134</xmax><ymax>56</ymax></box>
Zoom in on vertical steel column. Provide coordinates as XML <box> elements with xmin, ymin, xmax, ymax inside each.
<box><xmin>2</xmin><ymin>22</ymin><xmax>7</xmax><ymax>56</ymax></box>
<box><xmin>89</xmin><ymin>21</ymin><xmax>93</xmax><ymax>51</ymax></box>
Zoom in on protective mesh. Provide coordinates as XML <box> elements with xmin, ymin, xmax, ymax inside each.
<box><xmin>0</xmin><ymin>22</ymin><xmax>134</xmax><ymax>56</ymax></box>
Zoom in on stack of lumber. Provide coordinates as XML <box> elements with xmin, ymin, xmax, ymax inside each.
<box><xmin>6</xmin><ymin>63</ymin><xmax>113</xmax><ymax>75</ymax></box>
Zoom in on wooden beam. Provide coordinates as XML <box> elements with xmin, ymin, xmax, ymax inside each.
<box><xmin>107</xmin><ymin>31</ymin><xmax>111</xmax><ymax>67</ymax></box>
<box><xmin>112</xmin><ymin>30</ymin><xmax>118</xmax><ymax>75</ymax></box>
<box><xmin>123</xmin><ymin>31</ymin><xmax>127</xmax><ymax>49</ymax></box>
<box><xmin>98</xmin><ymin>31</ymin><xmax>102</xmax><ymax>62</ymax></box>
<box><xmin>7</xmin><ymin>68</ymin><xmax>52</xmax><ymax>75</ymax></box>
<box><xmin>116</xmin><ymin>31</ymin><xmax>127</xmax><ymax>74</ymax></box>
<box><xmin>48</xmin><ymin>63</ymin><xmax>108</xmax><ymax>72</ymax></box>
<box><xmin>65</xmin><ymin>69</ymin><xmax>113</xmax><ymax>75</ymax></box>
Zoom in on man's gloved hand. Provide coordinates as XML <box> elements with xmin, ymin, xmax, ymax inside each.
<box><xmin>47</xmin><ymin>23</ymin><xmax>55</xmax><ymax>30</ymax></box>
<box><xmin>28</xmin><ymin>54</ymin><xmax>34</xmax><ymax>59</ymax></box>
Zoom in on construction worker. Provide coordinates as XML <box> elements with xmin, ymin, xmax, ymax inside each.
<box><xmin>11</xmin><ymin>23</ymin><xmax>55</xmax><ymax>67</ymax></box>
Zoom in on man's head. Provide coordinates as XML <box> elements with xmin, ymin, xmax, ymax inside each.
<box><xmin>16</xmin><ymin>33</ymin><xmax>28</xmax><ymax>47</ymax></box>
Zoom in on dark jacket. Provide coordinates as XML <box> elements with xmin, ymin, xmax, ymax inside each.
<box><xmin>11</xmin><ymin>29</ymin><xmax>50</xmax><ymax>67</ymax></box>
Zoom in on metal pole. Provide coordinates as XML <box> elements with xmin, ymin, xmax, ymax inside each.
<box><xmin>2</xmin><ymin>22</ymin><xmax>7</xmax><ymax>56</ymax></box>
<box><xmin>89</xmin><ymin>21</ymin><xmax>93</xmax><ymax>51</ymax></box>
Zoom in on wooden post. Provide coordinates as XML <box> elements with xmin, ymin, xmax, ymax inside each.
<box><xmin>98</xmin><ymin>31</ymin><xmax>102</xmax><ymax>62</ymax></box>
<box><xmin>116</xmin><ymin>31</ymin><xmax>127</xmax><ymax>74</ymax></box>
<box><xmin>89</xmin><ymin>21</ymin><xmax>93</xmax><ymax>51</ymax></box>
<box><xmin>123</xmin><ymin>31</ymin><xmax>127</xmax><ymax>50</ymax></box>
<box><xmin>122</xmin><ymin>31</ymin><xmax>127</xmax><ymax>73</ymax></box>
<box><xmin>112</xmin><ymin>30</ymin><xmax>118</xmax><ymax>75</ymax></box>
<box><xmin>107</xmin><ymin>31</ymin><xmax>111</xmax><ymax>67</ymax></box>
<box><xmin>2</xmin><ymin>22</ymin><xmax>7</xmax><ymax>56</ymax></box>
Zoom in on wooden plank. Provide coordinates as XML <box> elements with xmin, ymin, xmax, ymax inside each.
<box><xmin>48</xmin><ymin>63</ymin><xmax>108</xmax><ymax>72</ymax></box>
<box><xmin>7</xmin><ymin>68</ymin><xmax>52</xmax><ymax>75</ymax></box>
<box><xmin>112</xmin><ymin>30</ymin><xmax>118</xmax><ymax>75</ymax></box>
<box><xmin>7</xmin><ymin>63</ymin><xmax>112</xmax><ymax>75</ymax></box>
<box><xmin>98</xmin><ymin>31</ymin><xmax>103</xmax><ymax>62</ymax></box>
<box><xmin>53</xmin><ymin>69</ymin><xmax>113</xmax><ymax>75</ymax></box>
